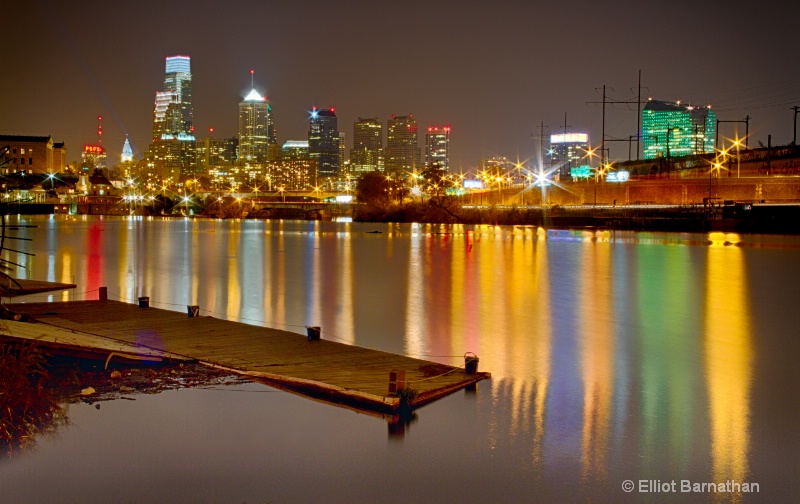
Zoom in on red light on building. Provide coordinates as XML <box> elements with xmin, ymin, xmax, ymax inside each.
<box><xmin>330</xmin><ymin>107</ymin><xmax>335</xmax><ymax>113</ymax></box>
<box><xmin>83</xmin><ymin>145</ymin><xmax>105</xmax><ymax>154</ymax></box>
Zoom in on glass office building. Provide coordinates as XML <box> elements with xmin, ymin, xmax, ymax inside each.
<box><xmin>642</xmin><ymin>99</ymin><xmax>715</xmax><ymax>160</ymax></box>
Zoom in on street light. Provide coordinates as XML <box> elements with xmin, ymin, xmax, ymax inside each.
<box><xmin>731</xmin><ymin>136</ymin><xmax>744</xmax><ymax>178</ymax></box>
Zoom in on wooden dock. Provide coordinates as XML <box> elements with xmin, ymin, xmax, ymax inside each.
<box><xmin>2</xmin><ymin>300</ymin><xmax>489</xmax><ymax>413</ymax></box>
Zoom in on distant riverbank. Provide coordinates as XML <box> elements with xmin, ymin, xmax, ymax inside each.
<box><xmin>353</xmin><ymin>201</ymin><xmax>800</xmax><ymax>234</ymax></box>
<box><xmin>4</xmin><ymin>200</ymin><xmax>799</xmax><ymax>234</ymax></box>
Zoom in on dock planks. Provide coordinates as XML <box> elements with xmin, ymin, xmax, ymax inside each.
<box><xmin>5</xmin><ymin>300</ymin><xmax>489</xmax><ymax>412</ymax></box>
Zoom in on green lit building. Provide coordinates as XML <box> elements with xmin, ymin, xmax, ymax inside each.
<box><xmin>642</xmin><ymin>99</ymin><xmax>715</xmax><ymax>160</ymax></box>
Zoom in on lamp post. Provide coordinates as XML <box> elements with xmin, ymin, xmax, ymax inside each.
<box><xmin>731</xmin><ymin>136</ymin><xmax>743</xmax><ymax>178</ymax></box>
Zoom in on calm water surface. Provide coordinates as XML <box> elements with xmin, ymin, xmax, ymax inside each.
<box><xmin>2</xmin><ymin>215</ymin><xmax>799</xmax><ymax>503</ymax></box>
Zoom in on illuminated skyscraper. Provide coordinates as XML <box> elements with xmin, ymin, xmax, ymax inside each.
<box><xmin>158</xmin><ymin>55</ymin><xmax>193</xmax><ymax>137</ymax></box>
<box><xmin>350</xmin><ymin>117</ymin><xmax>384</xmax><ymax>175</ymax></box>
<box><xmin>308</xmin><ymin>107</ymin><xmax>340</xmax><ymax>179</ymax></box>
<box><xmin>642</xmin><ymin>99</ymin><xmax>716</xmax><ymax>160</ymax></box>
<box><xmin>386</xmin><ymin>114</ymin><xmax>420</xmax><ymax>175</ymax></box>
<box><xmin>148</xmin><ymin>55</ymin><xmax>196</xmax><ymax>177</ymax></box>
<box><xmin>550</xmin><ymin>133</ymin><xmax>589</xmax><ymax>180</ymax></box>
<box><xmin>425</xmin><ymin>126</ymin><xmax>450</xmax><ymax>171</ymax></box>
<box><xmin>238</xmin><ymin>87</ymin><xmax>269</xmax><ymax>163</ymax></box>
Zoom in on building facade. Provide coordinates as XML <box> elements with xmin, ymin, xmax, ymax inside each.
<box><xmin>385</xmin><ymin>114</ymin><xmax>420</xmax><ymax>176</ymax></box>
<box><xmin>350</xmin><ymin>117</ymin><xmax>384</xmax><ymax>175</ymax></box>
<box><xmin>550</xmin><ymin>133</ymin><xmax>589</xmax><ymax>180</ymax></box>
<box><xmin>148</xmin><ymin>55</ymin><xmax>196</xmax><ymax>177</ymax></box>
<box><xmin>162</xmin><ymin>55</ymin><xmax>193</xmax><ymax>134</ymax></box>
<box><xmin>238</xmin><ymin>88</ymin><xmax>269</xmax><ymax>163</ymax></box>
<box><xmin>0</xmin><ymin>135</ymin><xmax>56</xmax><ymax>175</ymax></box>
<box><xmin>642</xmin><ymin>99</ymin><xmax>716</xmax><ymax>160</ymax></box>
<box><xmin>425</xmin><ymin>126</ymin><xmax>450</xmax><ymax>171</ymax></box>
<box><xmin>196</xmin><ymin>136</ymin><xmax>238</xmax><ymax>172</ymax></box>
<box><xmin>81</xmin><ymin>145</ymin><xmax>107</xmax><ymax>172</ymax></box>
<box><xmin>308</xmin><ymin>107</ymin><xmax>340</xmax><ymax>179</ymax></box>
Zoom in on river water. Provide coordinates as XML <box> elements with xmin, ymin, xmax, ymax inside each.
<box><xmin>1</xmin><ymin>215</ymin><xmax>799</xmax><ymax>503</ymax></box>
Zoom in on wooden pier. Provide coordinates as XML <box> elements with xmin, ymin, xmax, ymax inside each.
<box><xmin>1</xmin><ymin>299</ymin><xmax>489</xmax><ymax>413</ymax></box>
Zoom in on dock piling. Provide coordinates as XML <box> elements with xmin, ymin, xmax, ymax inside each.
<box><xmin>389</xmin><ymin>369</ymin><xmax>406</xmax><ymax>395</ymax></box>
<box><xmin>306</xmin><ymin>326</ymin><xmax>321</xmax><ymax>341</ymax></box>
<box><xmin>465</xmin><ymin>353</ymin><xmax>479</xmax><ymax>375</ymax></box>
<box><xmin>99</xmin><ymin>287</ymin><xmax>107</xmax><ymax>300</ymax></box>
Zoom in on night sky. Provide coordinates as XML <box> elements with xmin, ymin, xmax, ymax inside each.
<box><xmin>2</xmin><ymin>0</ymin><xmax>799</xmax><ymax>170</ymax></box>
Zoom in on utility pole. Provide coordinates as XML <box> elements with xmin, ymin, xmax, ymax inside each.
<box><xmin>716</xmin><ymin>117</ymin><xmax>750</xmax><ymax>150</ymax></box>
<box><xmin>601</xmin><ymin>84</ymin><xmax>606</xmax><ymax>169</ymax></box>
<box><xmin>745</xmin><ymin>115</ymin><xmax>750</xmax><ymax>148</ymax></box>
<box><xmin>586</xmin><ymin>72</ymin><xmax>647</xmax><ymax>165</ymax></box>
<box><xmin>540</xmin><ymin>120</ymin><xmax>545</xmax><ymax>165</ymax></box>
<box><xmin>792</xmin><ymin>106</ymin><xmax>799</xmax><ymax>145</ymax></box>
<box><xmin>636</xmin><ymin>69</ymin><xmax>642</xmax><ymax>160</ymax></box>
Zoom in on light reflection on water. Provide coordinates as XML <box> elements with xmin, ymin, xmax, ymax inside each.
<box><xmin>3</xmin><ymin>215</ymin><xmax>799</xmax><ymax>502</ymax></box>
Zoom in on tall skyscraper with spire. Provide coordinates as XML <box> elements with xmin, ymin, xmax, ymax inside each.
<box><xmin>239</xmin><ymin>71</ymin><xmax>269</xmax><ymax>163</ymax></box>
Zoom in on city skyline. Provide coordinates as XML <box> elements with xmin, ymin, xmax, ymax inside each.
<box><xmin>2</xmin><ymin>1</ymin><xmax>799</xmax><ymax>170</ymax></box>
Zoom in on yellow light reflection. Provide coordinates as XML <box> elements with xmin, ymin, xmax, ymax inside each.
<box><xmin>309</xmin><ymin>221</ymin><xmax>321</xmax><ymax>328</ymax></box>
<box><xmin>529</xmin><ymin>236</ymin><xmax>551</xmax><ymax>468</ymax></box>
<box><xmin>705</xmin><ymin>242</ymin><xmax>752</xmax><ymax>485</ymax></box>
<box><xmin>448</xmin><ymin>226</ymin><xmax>467</xmax><ymax>354</ymax></box>
<box><xmin>226</xmin><ymin>225</ymin><xmax>241</xmax><ymax>320</ymax></box>
<box><xmin>60</xmin><ymin>248</ymin><xmax>72</xmax><ymax>301</ymax></box>
<box><xmin>580</xmin><ymin>236</ymin><xmax>613</xmax><ymax>481</ymax></box>
<box><xmin>404</xmin><ymin>224</ymin><xmax>425</xmax><ymax>356</ymax></box>
<box><xmin>339</xmin><ymin>228</ymin><xmax>355</xmax><ymax>342</ymax></box>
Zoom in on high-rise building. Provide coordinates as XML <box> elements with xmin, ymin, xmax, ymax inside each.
<box><xmin>550</xmin><ymin>133</ymin><xmax>589</xmax><ymax>180</ymax></box>
<box><xmin>162</xmin><ymin>56</ymin><xmax>193</xmax><ymax>134</ymax></box>
<box><xmin>147</xmin><ymin>55</ymin><xmax>196</xmax><ymax>178</ymax></box>
<box><xmin>642</xmin><ymin>99</ymin><xmax>716</xmax><ymax>160</ymax></box>
<box><xmin>386</xmin><ymin>114</ymin><xmax>420</xmax><ymax>175</ymax></box>
<box><xmin>339</xmin><ymin>132</ymin><xmax>346</xmax><ymax>174</ymax></box>
<box><xmin>238</xmin><ymin>87</ymin><xmax>269</xmax><ymax>163</ymax></box>
<box><xmin>308</xmin><ymin>107</ymin><xmax>340</xmax><ymax>179</ymax></box>
<box><xmin>425</xmin><ymin>126</ymin><xmax>450</xmax><ymax>171</ymax></box>
<box><xmin>350</xmin><ymin>117</ymin><xmax>384</xmax><ymax>175</ymax></box>
<box><xmin>196</xmin><ymin>136</ymin><xmax>238</xmax><ymax>171</ymax></box>
<box><xmin>81</xmin><ymin>145</ymin><xmax>106</xmax><ymax>172</ymax></box>
<box><xmin>281</xmin><ymin>140</ymin><xmax>310</xmax><ymax>160</ymax></box>
<box><xmin>275</xmin><ymin>140</ymin><xmax>317</xmax><ymax>190</ymax></box>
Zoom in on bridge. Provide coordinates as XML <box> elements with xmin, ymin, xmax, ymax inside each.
<box><xmin>249</xmin><ymin>197</ymin><xmax>353</xmax><ymax>219</ymax></box>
